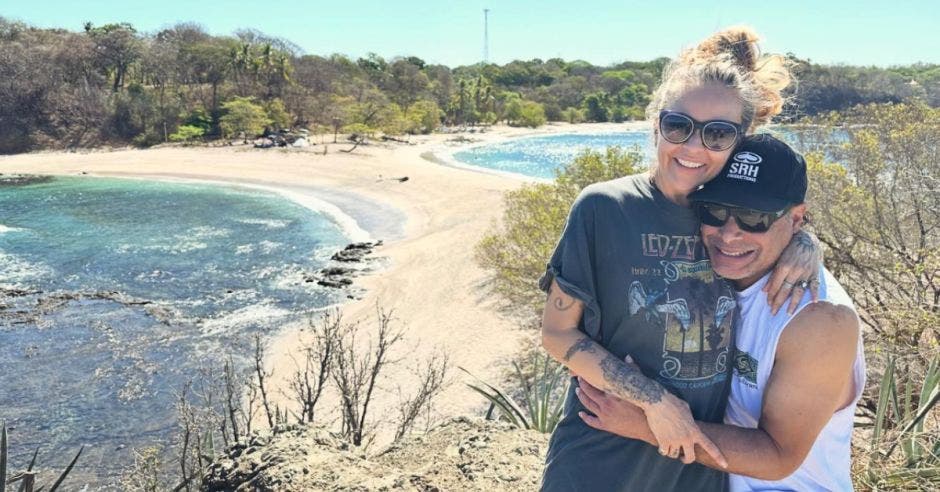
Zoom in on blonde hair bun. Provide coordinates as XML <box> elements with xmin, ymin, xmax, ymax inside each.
<box><xmin>648</xmin><ymin>26</ymin><xmax>794</xmax><ymax>131</ymax></box>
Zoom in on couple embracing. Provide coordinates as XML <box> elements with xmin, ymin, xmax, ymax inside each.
<box><xmin>539</xmin><ymin>27</ymin><xmax>865</xmax><ymax>492</ymax></box>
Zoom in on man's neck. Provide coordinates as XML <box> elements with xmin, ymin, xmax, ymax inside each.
<box><xmin>733</xmin><ymin>270</ymin><xmax>772</xmax><ymax>292</ymax></box>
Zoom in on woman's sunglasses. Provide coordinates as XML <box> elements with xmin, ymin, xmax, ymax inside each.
<box><xmin>695</xmin><ymin>202</ymin><xmax>791</xmax><ymax>233</ymax></box>
<box><xmin>659</xmin><ymin>110</ymin><xmax>742</xmax><ymax>151</ymax></box>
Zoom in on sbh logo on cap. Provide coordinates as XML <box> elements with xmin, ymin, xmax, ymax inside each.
<box><xmin>727</xmin><ymin>151</ymin><xmax>762</xmax><ymax>182</ymax></box>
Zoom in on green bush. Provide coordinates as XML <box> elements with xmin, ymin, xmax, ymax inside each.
<box><xmin>219</xmin><ymin>96</ymin><xmax>271</xmax><ymax>141</ymax></box>
<box><xmin>169</xmin><ymin>125</ymin><xmax>205</xmax><ymax>144</ymax></box>
<box><xmin>405</xmin><ymin>100</ymin><xmax>443</xmax><ymax>134</ymax></box>
<box><xmin>475</xmin><ymin>147</ymin><xmax>644</xmax><ymax>315</ymax></box>
<box><xmin>802</xmin><ymin>101</ymin><xmax>940</xmax><ymax>489</ymax></box>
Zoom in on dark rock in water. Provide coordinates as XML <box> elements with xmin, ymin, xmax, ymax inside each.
<box><xmin>0</xmin><ymin>174</ymin><xmax>53</xmax><ymax>186</ymax></box>
<box><xmin>331</xmin><ymin>240</ymin><xmax>382</xmax><ymax>262</ymax></box>
<box><xmin>320</xmin><ymin>267</ymin><xmax>356</xmax><ymax>277</ymax></box>
<box><xmin>317</xmin><ymin>277</ymin><xmax>353</xmax><ymax>288</ymax></box>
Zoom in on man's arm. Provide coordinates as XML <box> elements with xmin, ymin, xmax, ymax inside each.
<box><xmin>541</xmin><ymin>278</ymin><xmax>726</xmax><ymax>465</ymax></box>
<box><xmin>577</xmin><ymin>301</ymin><xmax>859</xmax><ymax>480</ymax></box>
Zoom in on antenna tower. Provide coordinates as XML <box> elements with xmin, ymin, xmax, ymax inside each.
<box><xmin>483</xmin><ymin>9</ymin><xmax>490</xmax><ymax>63</ymax></box>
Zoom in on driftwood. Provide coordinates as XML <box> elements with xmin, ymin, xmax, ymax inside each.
<box><xmin>339</xmin><ymin>136</ymin><xmax>366</xmax><ymax>153</ymax></box>
<box><xmin>380</xmin><ymin>135</ymin><xmax>413</xmax><ymax>144</ymax></box>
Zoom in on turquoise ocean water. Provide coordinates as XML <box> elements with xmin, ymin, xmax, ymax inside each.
<box><xmin>449</xmin><ymin>127</ymin><xmax>823</xmax><ymax>179</ymax></box>
<box><xmin>0</xmin><ymin>176</ymin><xmax>359</xmax><ymax>486</ymax></box>
<box><xmin>452</xmin><ymin>130</ymin><xmax>652</xmax><ymax>179</ymax></box>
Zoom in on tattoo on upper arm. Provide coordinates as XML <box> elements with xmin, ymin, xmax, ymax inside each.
<box><xmin>553</xmin><ymin>295</ymin><xmax>576</xmax><ymax>311</ymax></box>
<box><xmin>548</xmin><ymin>283</ymin><xmax>577</xmax><ymax>311</ymax></box>
<box><xmin>563</xmin><ymin>337</ymin><xmax>597</xmax><ymax>362</ymax></box>
<box><xmin>599</xmin><ymin>353</ymin><xmax>664</xmax><ymax>405</ymax></box>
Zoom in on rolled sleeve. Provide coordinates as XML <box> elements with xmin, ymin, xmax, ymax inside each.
<box><xmin>539</xmin><ymin>190</ymin><xmax>603</xmax><ymax>340</ymax></box>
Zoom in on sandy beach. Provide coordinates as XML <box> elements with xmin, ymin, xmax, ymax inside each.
<box><xmin>1</xmin><ymin>121</ymin><xmax>647</xmax><ymax>437</ymax></box>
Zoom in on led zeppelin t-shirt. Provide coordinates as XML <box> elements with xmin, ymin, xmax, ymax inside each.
<box><xmin>539</xmin><ymin>173</ymin><xmax>736</xmax><ymax>492</ymax></box>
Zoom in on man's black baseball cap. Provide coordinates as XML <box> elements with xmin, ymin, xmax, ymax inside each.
<box><xmin>688</xmin><ymin>133</ymin><xmax>807</xmax><ymax>212</ymax></box>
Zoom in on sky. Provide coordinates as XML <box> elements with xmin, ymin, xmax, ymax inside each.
<box><xmin>3</xmin><ymin>0</ymin><xmax>937</xmax><ymax>67</ymax></box>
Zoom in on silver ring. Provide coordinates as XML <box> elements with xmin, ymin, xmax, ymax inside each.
<box><xmin>797</xmin><ymin>280</ymin><xmax>810</xmax><ymax>289</ymax></box>
<box><xmin>782</xmin><ymin>280</ymin><xmax>794</xmax><ymax>289</ymax></box>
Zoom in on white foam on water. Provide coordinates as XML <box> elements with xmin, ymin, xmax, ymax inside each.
<box><xmin>0</xmin><ymin>251</ymin><xmax>53</xmax><ymax>287</ymax></box>
<box><xmin>198</xmin><ymin>302</ymin><xmax>294</xmax><ymax>336</ymax></box>
<box><xmin>188</xmin><ymin>226</ymin><xmax>232</xmax><ymax>239</ymax></box>
<box><xmin>237</xmin><ymin>218</ymin><xmax>291</xmax><ymax>229</ymax></box>
<box><xmin>259</xmin><ymin>186</ymin><xmax>370</xmax><ymax>243</ymax></box>
<box><xmin>258</xmin><ymin>240</ymin><xmax>282</xmax><ymax>254</ymax></box>
<box><xmin>235</xmin><ymin>244</ymin><xmax>254</xmax><ymax>255</ymax></box>
<box><xmin>0</xmin><ymin>225</ymin><xmax>22</xmax><ymax>234</ymax></box>
<box><xmin>98</xmin><ymin>176</ymin><xmax>372</xmax><ymax>245</ymax></box>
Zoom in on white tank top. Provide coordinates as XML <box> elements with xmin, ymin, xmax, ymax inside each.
<box><xmin>725</xmin><ymin>267</ymin><xmax>866</xmax><ymax>491</ymax></box>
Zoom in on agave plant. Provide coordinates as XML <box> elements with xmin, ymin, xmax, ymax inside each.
<box><xmin>1</xmin><ymin>422</ymin><xmax>83</xmax><ymax>492</ymax></box>
<box><xmin>860</xmin><ymin>354</ymin><xmax>940</xmax><ymax>489</ymax></box>
<box><xmin>462</xmin><ymin>351</ymin><xmax>569</xmax><ymax>433</ymax></box>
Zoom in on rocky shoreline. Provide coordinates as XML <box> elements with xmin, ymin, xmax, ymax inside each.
<box><xmin>304</xmin><ymin>240</ymin><xmax>384</xmax><ymax>291</ymax></box>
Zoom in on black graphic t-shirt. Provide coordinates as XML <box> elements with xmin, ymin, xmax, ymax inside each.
<box><xmin>540</xmin><ymin>174</ymin><xmax>736</xmax><ymax>492</ymax></box>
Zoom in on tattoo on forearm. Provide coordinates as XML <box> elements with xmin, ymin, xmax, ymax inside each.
<box><xmin>599</xmin><ymin>353</ymin><xmax>664</xmax><ymax>405</ymax></box>
<box><xmin>563</xmin><ymin>337</ymin><xmax>597</xmax><ymax>362</ymax></box>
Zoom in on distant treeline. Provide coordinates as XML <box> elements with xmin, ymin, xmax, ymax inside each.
<box><xmin>1</xmin><ymin>18</ymin><xmax>938</xmax><ymax>154</ymax></box>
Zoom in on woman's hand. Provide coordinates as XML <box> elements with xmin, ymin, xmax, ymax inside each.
<box><xmin>578</xmin><ymin>356</ymin><xmax>727</xmax><ymax>468</ymax></box>
<box><xmin>643</xmin><ymin>391</ymin><xmax>724</xmax><ymax>465</ymax></box>
<box><xmin>764</xmin><ymin>229</ymin><xmax>822</xmax><ymax>315</ymax></box>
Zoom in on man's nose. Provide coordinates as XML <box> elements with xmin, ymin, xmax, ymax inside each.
<box><xmin>719</xmin><ymin>216</ymin><xmax>744</xmax><ymax>238</ymax></box>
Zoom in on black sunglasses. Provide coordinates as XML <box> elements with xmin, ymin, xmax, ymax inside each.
<box><xmin>695</xmin><ymin>202</ymin><xmax>791</xmax><ymax>233</ymax></box>
<box><xmin>659</xmin><ymin>110</ymin><xmax>742</xmax><ymax>151</ymax></box>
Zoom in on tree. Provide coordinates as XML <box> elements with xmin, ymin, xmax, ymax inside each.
<box><xmin>263</xmin><ymin>98</ymin><xmax>291</xmax><ymax>130</ymax></box>
<box><xmin>583</xmin><ymin>93</ymin><xmax>609</xmax><ymax>122</ymax></box>
<box><xmin>405</xmin><ymin>99</ymin><xmax>443</xmax><ymax>134</ymax></box>
<box><xmin>804</xmin><ymin>101</ymin><xmax>939</xmax><ymax>349</ymax></box>
<box><xmin>219</xmin><ymin>96</ymin><xmax>271</xmax><ymax>141</ymax></box>
<box><xmin>169</xmin><ymin>124</ymin><xmax>205</xmax><ymax>144</ymax></box>
<box><xmin>84</xmin><ymin>22</ymin><xmax>143</xmax><ymax>92</ymax></box>
<box><xmin>476</xmin><ymin>147</ymin><xmax>644</xmax><ymax>314</ymax></box>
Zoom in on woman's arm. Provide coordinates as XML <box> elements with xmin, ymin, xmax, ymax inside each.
<box><xmin>541</xmin><ymin>278</ymin><xmax>727</xmax><ymax>467</ymax></box>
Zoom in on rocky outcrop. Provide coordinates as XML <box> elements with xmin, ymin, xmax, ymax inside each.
<box><xmin>0</xmin><ymin>174</ymin><xmax>53</xmax><ymax>186</ymax></box>
<box><xmin>330</xmin><ymin>241</ymin><xmax>383</xmax><ymax>263</ymax></box>
<box><xmin>201</xmin><ymin>417</ymin><xmax>549</xmax><ymax>491</ymax></box>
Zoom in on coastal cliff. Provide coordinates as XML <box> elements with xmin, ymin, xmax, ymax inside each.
<box><xmin>201</xmin><ymin>417</ymin><xmax>549</xmax><ymax>491</ymax></box>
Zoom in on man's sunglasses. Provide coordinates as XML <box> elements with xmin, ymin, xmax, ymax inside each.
<box><xmin>695</xmin><ymin>202</ymin><xmax>791</xmax><ymax>233</ymax></box>
<box><xmin>659</xmin><ymin>110</ymin><xmax>742</xmax><ymax>152</ymax></box>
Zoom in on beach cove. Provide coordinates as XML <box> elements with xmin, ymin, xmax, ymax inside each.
<box><xmin>0</xmin><ymin>122</ymin><xmax>647</xmax><ymax>452</ymax></box>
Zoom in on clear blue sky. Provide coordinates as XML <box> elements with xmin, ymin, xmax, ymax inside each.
<box><xmin>3</xmin><ymin>0</ymin><xmax>936</xmax><ymax>67</ymax></box>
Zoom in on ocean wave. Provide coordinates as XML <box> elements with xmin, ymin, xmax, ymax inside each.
<box><xmin>0</xmin><ymin>224</ymin><xmax>23</xmax><ymax>234</ymax></box>
<box><xmin>237</xmin><ymin>218</ymin><xmax>291</xmax><ymax>229</ymax></box>
<box><xmin>0</xmin><ymin>251</ymin><xmax>52</xmax><ymax>287</ymax></box>
<box><xmin>251</xmin><ymin>186</ymin><xmax>371</xmax><ymax>243</ymax></box>
<box><xmin>198</xmin><ymin>302</ymin><xmax>293</xmax><ymax>336</ymax></box>
<box><xmin>187</xmin><ymin>226</ymin><xmax>232</xmax><ymax>239</ymax></box>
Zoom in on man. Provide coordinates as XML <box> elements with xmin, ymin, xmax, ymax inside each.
<box><xmin>576</xmin><ymin>134</ymin><xmax>866</xmax><ymax>490</ymax></box>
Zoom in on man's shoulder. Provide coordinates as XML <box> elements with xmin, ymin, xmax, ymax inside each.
<box><xmin>778</xmin><ymin>301</ymin><xmax>859</xmax><ymax>361</ymax></box>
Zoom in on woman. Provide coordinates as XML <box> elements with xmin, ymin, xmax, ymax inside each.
<box><xmin>539</xmin><ymin>27</ymin><xmax>820</xmax><ymax>491</ymax></box>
